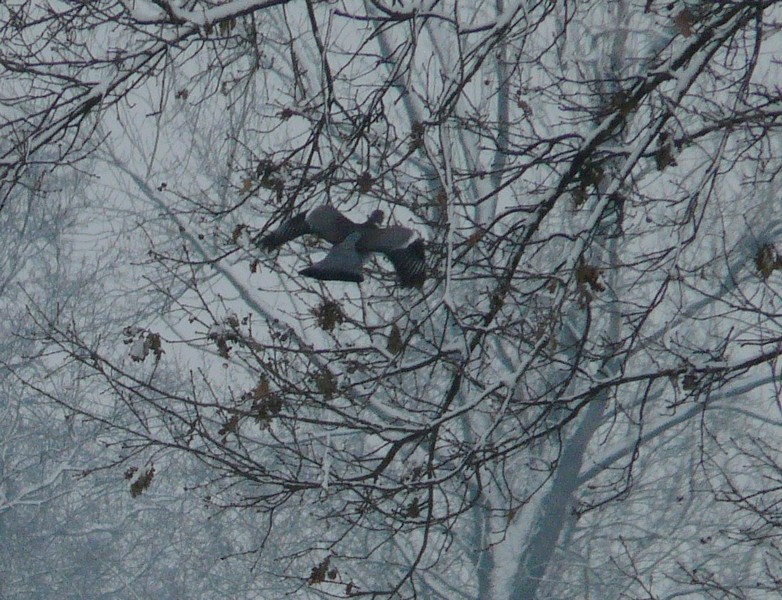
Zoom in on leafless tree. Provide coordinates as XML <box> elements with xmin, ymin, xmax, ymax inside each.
<box><xmin>6</xmin><ymin>0</ymin><xmax>782</xmax><ymax>598</ymax></box>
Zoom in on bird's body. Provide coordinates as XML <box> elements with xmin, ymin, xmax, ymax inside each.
<box><xmin>259</xmin><ymin>205</ymin><xmax>425</xmax><ymax>287</ymax></box>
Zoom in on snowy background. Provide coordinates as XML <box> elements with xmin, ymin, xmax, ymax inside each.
<box><xmin>3</xmin><ymin>1</ymin><xmax>782</xmax><ymax>598</ymax></box>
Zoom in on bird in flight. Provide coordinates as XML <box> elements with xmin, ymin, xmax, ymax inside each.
<box><xmin>259</xmin><ymin>205</ymin><xmax>426</xmax><ymax>287</ymax></box>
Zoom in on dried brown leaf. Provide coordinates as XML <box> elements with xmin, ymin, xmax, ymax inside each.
<box><xmin>405</xmin><ymin>497</ymin><xmax>421</xmax><ymax>518</ymax></box>
<box><xmin>130</xmin><ymin>466</ymin><xmax>155</xmax><ymax>498</ymax></box>
<box><xmin>387</xmin><ymin>324</ymin><xmax>404</xmax><ymax>354</ymax></box>
<box><xmin>576</xmin><ymin>263</ymin><xmax>605</xmax><ymax>293</ymax></box>
<box><xmin>674</xmin><ymin>8</ymin><xmax>695</xmax><ymax>37</ymax></box>
<box><xmin>315</xmin><ymin>300</ymin><xmax>344</xmax><ymax>332</ymax></box>
<box><xmin>755</xmin><ymin>243</ymin><xmax>782</xmax><ymax>280</ymax></box>
<box><xmin>308</xmin><ymin>556</ymin><xmax>330</xmax><ymax>585</ymax></box>
<box><xmin>314</xmin><ymin>371</ymin><xmax>337</xmax><ymax>398</ymax></box>
<box><xmin>357</xmin><ymin>171</ymin><xmax>373</xmax><ymax>193</ymax></box>
<box><xmin>218</xmin><ymin>414</ymin><xmax>240</xmax><ymax>436</ymax></box>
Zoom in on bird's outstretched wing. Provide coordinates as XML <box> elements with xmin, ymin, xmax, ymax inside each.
<box><xmin>383</xmin><ymin>239</ymin><xmax>426</xmax><ymax>288</ymax></box>
<box><xmin>357</xmin><ymin>227</ymin><xmax>426</xmax><ymax>287</ymax></box>
<box><xmin>259</xmin><ymin>205</ymin><xmax>361</xmax><ymax>250</ymax></box>
<box><xmin>258</xmin><ymin>212</ymin><xmax>311</xmax><ymax>250</ymax></box>
<box><xmin>299</xmin><ymin>233</ymin><xmax>366</xmax><ymax>283</ymax></box>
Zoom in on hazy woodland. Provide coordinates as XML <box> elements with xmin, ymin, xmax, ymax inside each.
<box><xmin>3</xmin><ymin>1</ymin><xmax>782</xmax><ymax>598</ymax></box>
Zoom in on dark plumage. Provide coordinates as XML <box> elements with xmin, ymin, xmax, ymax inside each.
<box><xmin>259</xmin><ymin>205</ymin><xmax>425</xmax><ymax>287</ymax></box>
<box><xmin>382</xmin><ymin>238</ymin><xmax>426</xmax><ymax>288</ymax></box>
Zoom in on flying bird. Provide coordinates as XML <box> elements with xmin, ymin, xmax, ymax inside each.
<box><xmin>259</xmin><ymin>205</ymin><xmax>426</xmax><ymax>287</ymax></box>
